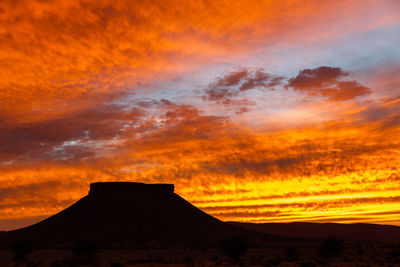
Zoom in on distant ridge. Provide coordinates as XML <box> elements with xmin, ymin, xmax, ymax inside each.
<box><xmin>230</xmin><ymin>222</ymin><xmax>400</xmax><ymax>243</ymax></box>
<box><xmin>0</xmin><ymin>182</ymin><xmax>271</xmax><ymax>249</ymax></box>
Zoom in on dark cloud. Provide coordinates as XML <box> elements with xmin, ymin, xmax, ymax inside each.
<box><xmin>202</xmin><ymin>69</ymin><xmax>283</xmax><ymax>113</ymax></box>
<box><xmin>239</xmin><ymin>70</ymin><xmax>271</xmax><ymax>91</ymax></box>
<box><xmin>287</xmin><ymin>66</ymin><xmax>370</xmax><ymax>101</ymax></box>
<box><xmin>288</xmin><ymin>66</ymin><xmax>348</xmax><ymax>89</ymax></box>
<box><xmin>321</xmin><ymin>81</ymin><xmax>371</xmax><ymax>101</ymax></box>
<box><xmin>0</xmin><ymin>97</ymin><xmax>232</xmax><ymax>165</ymax></box>
<box><xmin>204</xmin><ymin>66</ymin><xmax>371</xmax><ymax>106</ymax></box>
<box><xmin>203</xmin><ymin>87</ymin><xmax>239</xmax><ymax>102</ymax></box>
<box><xmin>0</xmin><ymin>103</ymin><xmax>145</xmax><ymax>162</ymax></box>
<box><xmin>203</xmin><ymin>69</ymin><xmax>283</xmax><ymax>102</ymax></box>
<box><xmin>215</xmin><ymin>70</ymin><xmax>249</xmax><ymax>87</ymax></box>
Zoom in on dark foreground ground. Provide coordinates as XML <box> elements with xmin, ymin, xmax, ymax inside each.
<box><xmin>1</xmin><ymin>239</ymin><xmax>400</xmax><ymax>266</ymax></box>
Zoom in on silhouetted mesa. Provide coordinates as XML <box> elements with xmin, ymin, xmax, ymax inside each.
<box><xmin>0</xmin><ymin>182</ymin><xmax>271</xmax><ymax>249</ymax></box>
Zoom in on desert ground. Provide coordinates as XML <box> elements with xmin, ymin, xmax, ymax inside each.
<box><xmin>1</xmin><ymin>239</ymin><xmax>400</xmax><ymax>266</ymax></box>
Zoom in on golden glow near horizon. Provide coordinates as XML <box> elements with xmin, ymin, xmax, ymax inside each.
<box><xmin>0</xmin><ymin>0</ymin><xmax>399</xmax><ymax>230</ymax></box>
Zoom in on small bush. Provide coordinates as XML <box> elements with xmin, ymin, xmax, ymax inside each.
<box><xmin>220</xmin><ymin>236</ymin><xmax>249</xmax><ymax>261</ymax></box>
<box><xmin>72</xmin><ymin>240</ymin><xmax>96</xmax><ymax>257</ymax></box>
<box><xmin>12</xmin><ymin>239</ymin><xmax>33</xmax><ymax>264</ymax></box>
<box><xmin>299</xmin><ymin>261</ymin><xmax>316</xmax><ymax>267</ymax></box>
<box><xmin>316</xmin><ymin>258</ymin><xmax>327</xmax><ymax>265</ymax></box>
<box><xmin>183</xmin><ymin>256</ymin><xmax>194</xmax><ymax>267</ymax></box>
<box><xmin>50</xmin><ymin>259</ymin><xmax>75</xmax><ymax>267</ymax></box>
<box><xmin>318</xmin><ymin>236</ymin><xmax>344</xmax><ymax>258</ymax></box>
<box><xmin>266</xmin><ymin>258</ymin><xmax>281</xmax><ymax>266</ymax></box>
<box><xmin>386</xmin><ymin>250</ymin><xmax>400</xmax><ymax>262</ymax></box>
<box><xmin>71</xmin><ymin>240</ymin><xmax>98</xmax><ymax>265</ymax></box>
<box><xmin>286</xmin><ymin>245</ymin><xmax>299</xmax><ymax>260</ymax></box>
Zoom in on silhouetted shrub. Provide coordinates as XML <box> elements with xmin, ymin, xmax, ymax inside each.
<box><xmin>110</xmin><ymin>262</ymin><xmax>124</xmax><ymax>267</ymax></box>
<box><xmin>71</xmin><ymin>240</ymin><xmax>98</xmax><ymax>265</ymax></box>
<box><xmin>220</xmin><ymin>236</ymin><xmax>249</xmax><ymax>261</ymax></box>
<box><xmin>50</xmin><ymin>259</ymin><xmax>75</xmax><ymax>267</ymax></box>
<box><xmin>266</xmin><ymin>258</ymin><xmax>281</xmax><ymax>266</ymax></box>
<box><xmin>342</xmin><ymin>255</ymin><xmax>353</xmax><ymax>262</ymax></box>
<box><xmin>318</xmin><ymin>236</ymin><xmax>344</xmax><ymax>258</ymax></box>
<box><xmin>386</xmin><ymin>249</ymin><xmax>400</xmax><ymax>262</ymax></box>
<box><xmin>183</xmin><ymin>256</ymin><xmax>194</xmax><ymax>266</ymax></box>
<box><xmin>316</xmin><ymin>258</ymin><xmax>327</xmax><ymax>265</ymax></box>
<box><xmin>299</xmin><ymin>261</ymin><xmax>316</xmax><ymax>267</ymax></box>
<box><xmin>12</xmin><ymin>239</ymin><xmax>33</xmax><ymax>264</ymax></box>
<box><xmin>250</xmin><ymin>255</ymin><xmax>266</xmax><ymax>265</ymax></box>
<box><xmin>50</xmin><ymin>240</ymin><xmax>99</xmax><ymax>267</ymax></box>
<box><xmin>389</xmin><ymin>249</ymin><xmax>400</xmax><ymax>257</ymax></box>
<box><xmin>286</xmin><ymin>245</ymin><xmax>299</xmax><ymax>260</ymax></box>
<box><xmin>72</xmin><ymin>240</ymin><xmax>96</xmax><ymax>257</ymax></box>
<box><xmin>126</xmin><ymin>258</ymin><xmax>153</xmax><ymax>264</ymax></box>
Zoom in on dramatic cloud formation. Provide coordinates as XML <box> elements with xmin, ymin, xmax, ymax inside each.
<box><xmin>202</xmin><ymin>69</ymin><xmax>284</xmax><ymax>113</ymax></box>
<box><xmin>288</xmin><ymin>66</ymin><xmax>348</xmax><ymax>89</ymax></box>
<box><xmin>0</xmin><ymin>0</ymin><xmax>399</xmax><ymax>229</ymax></box>
<box><xmin>0</xmin><ymin>103</ymin><xmax>144</xmax><ymax>161</ymax></box>
<box><xmin>203</xmin><ymin>69</ymin><xmax>283</xmax><ymax>102</ymax></box>
<box><xmin>287</xmin><ymin>66</ymin><xmax>371</xmax><ymax>101</ymax></box>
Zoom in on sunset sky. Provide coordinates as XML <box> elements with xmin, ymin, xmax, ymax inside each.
<box><xmin>0</xmin><ymin>0</ymin><xmax>399</xmax><ymax>230</ymax></box>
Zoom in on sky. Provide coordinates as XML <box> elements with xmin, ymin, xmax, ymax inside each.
<box><xmin>0</xmin><ymin>0</ymin><xmax>399</xmax><ymax>230</ymax></box>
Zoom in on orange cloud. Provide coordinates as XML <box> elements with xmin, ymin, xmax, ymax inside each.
<box><xmin>3</xmin><ymin>95</ymin><xmax>399</xmax><ymax>228</ymax></box>
<box><xmin>0</xmin><ymin>0</ymin><xmax>389</xmax><ymax>122</ymax></box>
